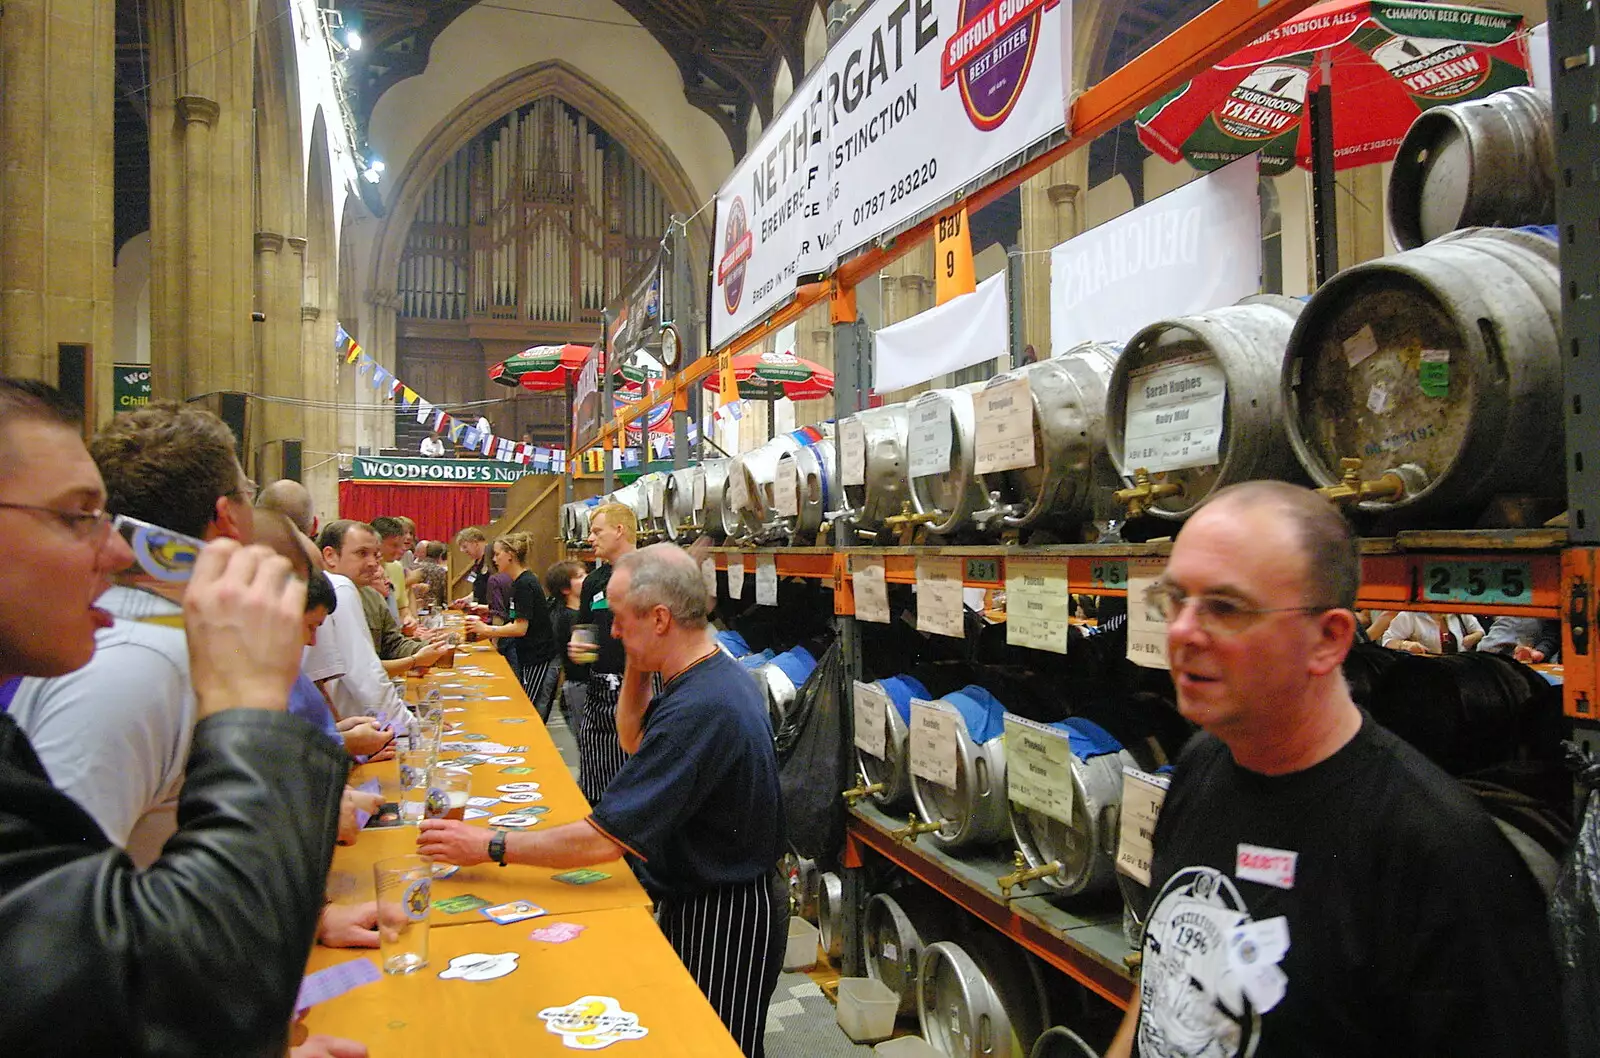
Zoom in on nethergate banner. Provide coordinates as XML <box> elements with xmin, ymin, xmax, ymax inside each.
<box><xmin>711</xmin><ymin>0</ymin><xmax>1069</xmax><ymax>350</ymax></box>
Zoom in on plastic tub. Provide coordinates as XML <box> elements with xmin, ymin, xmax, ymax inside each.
<box><xmin>784</xmin><ymin>917</ymin><xmax>820</xmax><ymax>971</ymax></box>
<box><xmin>876</xmin><ymin>1037</ymin><xmax>942</xmax><ymax>1057</ymax></box>
<box><xmin>838</xmin><ymin>977</ymin><xmax>900</xmax><ymax>1042</ymax></box>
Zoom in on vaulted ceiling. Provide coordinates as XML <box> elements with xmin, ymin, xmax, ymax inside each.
<box><xmin>333</xmin><ymin>0</ymin><xmax>822</xmax><ymax>159</ymax></box>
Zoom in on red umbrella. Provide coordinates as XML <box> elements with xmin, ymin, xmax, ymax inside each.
<box><xmin>701</xmin><ymin>350</ymin><xmax>835</xmax><ymax>401</ymax></box>
<box><xmin>488</xmin><ymin>344</ymin><xmax>644</xmax><ymax>392</ymax></box>
<box><xmin>1134</xmin><ymin>0</ymin><xmax>1529</xmax><ymax>174</ymax></box>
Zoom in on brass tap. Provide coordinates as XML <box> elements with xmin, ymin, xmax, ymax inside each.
<box><xmin>841</xmin><ymin>781</ymin><xmax>884</xmax><ymax>805</ymax></box>
<box><xmin>888</xmin><ymin>814</ymin><xmax>943</xmax><ymax>844</ymax></box>
<box><xmin>1315</xmin><ymin>457</ymin><xmax>1407</xmax><ymax>507</ymax></box>
<box><xmin>678</xmin><ymin>517</ymin><xmax>703</xmax><ymax>535</ymax></box>
<box><xmin>996</xmin><ymin>851</ymin><xmax>1061</xmax><ymax>899</ymax></box>
<box><xmin>1114</xmin><ymin>468</ymin><xmax>1182</xmax><ymax>518</ymax></box>
<box><xmin>884</xmin><ymin>501</ymin><xmax>939</xmax><ymax>545</ymax></box>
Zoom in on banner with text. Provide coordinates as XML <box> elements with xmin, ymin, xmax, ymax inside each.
<box><xmin>711</xmin><ymin>0</ymin><xmax>1068</xmax><ymax>350</ymax></box>
<box><xmin>1049</xmin><ymin>155</ymin><xmax>1261</xmax><ymax>356</ymax></box>
<box><xmin>351</xmin><ymin>456</ymin><xmax>545</xmax><ymax>486</ymax></box>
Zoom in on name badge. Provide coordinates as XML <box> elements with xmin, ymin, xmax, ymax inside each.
<box><xmin>1236</xmin><ymin>844</ymin><xmax>1298</xmax><ymax>890</ymax></box>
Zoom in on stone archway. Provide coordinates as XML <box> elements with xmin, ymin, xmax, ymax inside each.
<box><xmin>303</xmin><ymin>106</ymin><xmax>342</xmax><ymax>517</ymax></box>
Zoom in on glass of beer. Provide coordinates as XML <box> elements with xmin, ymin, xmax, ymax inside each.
<box><xmin>398</xmin><ymin>744</ymin><xmax>437</xmax><ymax>824</ymax></box>
<box><xmin>425</xmin><ymin>766</ymin><xmax>473</xmax><ymax>822</ymax></box>
<box><xmin>571</xmin><ymin>623</ymin><xmax>599</xmax><ymax>664</ymax></box>
<box><xmin>373</xmin><ymin>855</ymin><xmax>431</xmax><ymax>974</ymax></box>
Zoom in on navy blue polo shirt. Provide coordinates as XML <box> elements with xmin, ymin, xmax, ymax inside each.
<box><xmin>590</xmin><ymin>649</ymin><xmax>784</xmax><ymax>896</ymax></box>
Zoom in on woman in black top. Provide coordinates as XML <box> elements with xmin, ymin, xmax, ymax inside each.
<box><xmin>452</xmin><ymin>527</ymin><xmax>495</xmax><ymax>612</ymax></box>
<box><xmin>466</xmin><ymin>532</ymin><xmax>558</xmax><ymax>716</ymax></box>
<box><xmin>544</xmin><ymin>559</ymin><xmax>588</xmax><ymax>730</ymax></box>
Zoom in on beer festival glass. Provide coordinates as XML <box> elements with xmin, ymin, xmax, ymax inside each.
<box><xmin>373</xmin><ymin>855</ymin><xmax>431</xmax><ymax>974</ymax></box>
<box><xmin>425</xmin><ymin>766</ymin><xmax>473</xmax><ymax>822</ymax></box>
<box><xmin>398</xmin><ymin>743</ymin><xmax>436</xmax><ymax>824</ymax></box>
<box><xmin>570</xmin><ymin>624</ymin><xmax>599</xmax><ymax>665</ymax></box>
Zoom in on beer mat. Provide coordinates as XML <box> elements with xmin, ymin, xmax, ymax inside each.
<box><xmin>485</xmin><ymin>695</ymin><xmax>514</xmax><ymax>701</ymax></box>
<box><xmin>496</xmin><ymin>782</ymin><xmax>540</xmax><ymax>792</ymax></box>
<box><xmin>530</xmin><ymin>922</ymin><xmax>588</xmax><ymax>944</ymax></box>
<box><xmin>499</xmin><ymin>766</ymin><xmax>534</xmax><ymax>775</ymax></box>
<box><xmin>481</xmin><ymin>900</ymin><xmax>547</xmax><ymax>924</ymax></box>
<box><xmin>353</xmin><ymin>777</ymin><xmax>381</xmax><ymax>831</ymax></box>
<box><xmin>440</xmin><ymin>952</ymin><xmax>519</xmax><ymax>982</ymax></box>
<box><xmin>295</xmin><ymin>957</ymin><xmax>381</xmax><ymax>1014</ymax></box>
<box><xmin>551</xmin><ymin>869</ymin><xmax>610</xmax><ymax>886</ymax></box>
<box><xmin>463</xmin><ymin>807</ymin><xmax>492</xmax><ymax>820</ymax></box>
<box><xmin>433</xmin><ymin>894</ymin><xmax>493</xmax><ymax>914</ymax></box>
<box><xmin>363</xmin><ymin>802</ymin><xmax>405</xmax><ymax>829</ymax></box>
<box><xmin>487</xmin><ymin>814</ymin><xmax>540</xmax><ymax>828</ymax></box>
<box><xmin>466</xmin><ymin>796</ymin><xmax>501</xmax><ymax>807</ymax></box>
<box><xmin>499</xmin><ymin>791</ymin><xmax>542</xmax><ymax>803</ymax></box>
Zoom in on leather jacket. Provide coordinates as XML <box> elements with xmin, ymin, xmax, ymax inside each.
<box><xmin>0</xmin><ymin>709</ymin><xmax>347</xmax><ymax>1056</ymax></box>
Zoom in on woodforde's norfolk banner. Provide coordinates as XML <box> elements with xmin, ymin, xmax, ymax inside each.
<box><xmin>710</xmin><ymin>0</ymin><xmax>1068</xmax><ymax>350</ymax></box>
<box><xmin>351</xmin><ymin>456</ymin><xmax>545</xmax><ymax>486</ymax></box>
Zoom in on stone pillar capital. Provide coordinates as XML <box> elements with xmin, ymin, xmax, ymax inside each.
<box><xmin>302</xmin><ymin>305</ymin><xmax>322</xmax><ymax>322</ymax></box>
<box><xmin>285</xmin><ymin>235</ymin><xmax>309</xmax><ymax>255</ymax></box>
<box><xmin>1045</xmin><ymin>182</ymin><xmax>1080</xmax><ymax>207</ymax></box>
<box><xmin>255</xmin><ymin>231</ymin><xmax>285</xmax><ymax>254</ymax></box>
<box><xmin>176</xmin><ymin>96</ymin><xmax>221</xmax><ymax>127</ymax></box>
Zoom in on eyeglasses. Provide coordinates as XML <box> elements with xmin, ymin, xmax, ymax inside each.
<box><xmin>230</xmin><ymin>479</ymin><xmax>258</xmax><ymax>505</ymax></box>
<box><xmin>0</xmin><ymin>501</ymin><xmax>114</xmax><ymax>544</ymax></box>
<box><xmin>1144</xmin><ymin>580</ymin><xmax>1332</xmax><ymax>637</ymax></box>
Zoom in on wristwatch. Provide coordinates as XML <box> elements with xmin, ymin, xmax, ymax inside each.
<box><xmin>488</xmin><ymin>830</ymin><xmax>508</xmax><ymax>867</ymax></box>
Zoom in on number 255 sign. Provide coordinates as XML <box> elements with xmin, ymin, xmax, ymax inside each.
<box><xmin>1420</xmin><ymin>560</ymin><xmax>1533</xmax><ymax>606</ymax></box>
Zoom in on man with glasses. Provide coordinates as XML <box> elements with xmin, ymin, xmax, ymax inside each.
<box><xmin>0</xmin><ymin>379</ymin><xmax>350</xmax><ymax>1054</ymax></box>
<box><xmin>1106</xmin><ymin>480</ymin><xmax>1561</xmax><ymax>1058</ymax></box>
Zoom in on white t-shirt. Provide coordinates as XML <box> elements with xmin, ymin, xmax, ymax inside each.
<box><xmin>420</xmin><ymin>436</ymin><xmax>445</xmax><ymax>457</ymax></box>
<box><xmin>9</xmin><ymin>585</ymin><xmax>193</xmax><ymax>866</ymax></box>
<box><xmin>1382</xmin><ymin>611</ymin><xmax>1485</xmax><ymax>653</ymax></box>
<box><xmin>303</xmin><ymin>572</ymin><xmax>402</xmax><ymax>722</ymax></box>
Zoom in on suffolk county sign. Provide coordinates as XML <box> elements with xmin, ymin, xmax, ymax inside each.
<box><xmin>350</xmin><ymin>456</ymin><xmax>546</xmax><ymax>486</ymax></box>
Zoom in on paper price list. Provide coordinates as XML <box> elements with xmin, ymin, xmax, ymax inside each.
<box><xmin>1003</xmin><ymin>716</ymin><xmax>1074</xmax><ymax>825</ymax></box>
<box><xmin>1005</xmin><ymin>557</ymin><xmax>1070</xmax><ymax>654</ymax></box>
<box><xmin>915</xmin><ymin>556</ymin><xmax>965</xmax><ymax>638</ymax></box>
<box><xmin>973</xmin><ymin>376</ymin><xmax>1036</xmax><ymax>474</ymax></box>
<box><xmin>839</xmin><ymin>418</ymin><xmax>866</xmax><ymax>487</ymax></box>
<box><xmin>852</xmin><ymin>680</ymin><xmax>890</xmax><ymax>758</ymax></box>
<box><xmin>908</xmin><ymin>699</ymin><xmax>961</xmax><ymax>788</ymax></box>
<box><xmin>1116</xmin><ymin>768</ymin><xmax>1170</xmax><ymax>887</ymax></box>
<box><xmin>1125</xmin><ymin>556</ymin><xmax>1170</xmax><ymax>670</ymax></box>
<box><xmin>1122</xmin><ymin>352</ymin><xmax>1226</xmax><ymax>474</ymax></box>
<box><xmin>907</xmin><ymin>397</ymin><xmax>953</xmax><ymax>478</ymax></box>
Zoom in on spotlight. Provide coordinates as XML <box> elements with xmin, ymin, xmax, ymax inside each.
<box><xmin>346</xmin><ymin>29</ymin><xmax>363</xmax><ymax>51</ymax></box>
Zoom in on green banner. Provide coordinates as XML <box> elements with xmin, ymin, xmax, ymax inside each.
<box><xmin>350</xmin><ymin>456</ymin><xmax>545</xmax><ymax>486</ymax></box>
<box><xmin>113</xmin><ymin>364</ymin><xmax>152</xmax><ymax>411</ymax></box>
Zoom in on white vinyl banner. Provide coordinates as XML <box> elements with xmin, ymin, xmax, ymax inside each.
<box><xmin>1049</xmin><ymin>156</ymin><xmax>1261</xmax><ymax>356</ymax></box>
<box><xmin>712</xmin><ymin>0</ymin><xmax>1068</xmax><ymax>350</ymax></box>
<box><xmin>875</xmin><ymin>271</ymin><xmax>1008</xmax><ymax>391</ymax></box>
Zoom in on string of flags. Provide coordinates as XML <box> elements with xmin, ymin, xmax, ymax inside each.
<box><xmin>337</xmin><ymin>324</ymin><xmax>566</xmax><ymax>473</ymax></box>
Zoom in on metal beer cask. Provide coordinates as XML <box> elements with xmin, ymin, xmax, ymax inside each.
<box><xmin>635</xmin><ymin>472</ymin><xmax>670</xmax><ymax>540</ymax></box>
<box><xmin>1388</xmin><ymin>87</ymin><xmax>1554</xmax><ymax>250</ymax></box>
<box><xmin>1009</xmin><ymin>746</ymin><xmax>1137</xmax><ymax>900</ymax></box>
<box><xmin>863</xmin><ymin>889</ymin><xmax>953</xmax><ymax>1015</ymax></box>
<box><xmin>772</xmin><ymin>429</ymin><xmax>840</xmax><ymax>544</ymax></box>
<box><xmin>855</xmin><ymin>675</ymin><xmax>931</xmax><ymax>812</ymax></box>
<box><xmin>906</xmin><ymin>387</ymin><xmax>991</xmax><ymax>538</ymax></box>
<box><xmin>841</xmin><ymin>403</ymin><xmax>913</xmax><ymax>536</ymax></box>
<box><xmin>917</xmin><ymin>934</ymin><xmax>1050</xmax><ymax>1058</ymax></box>
<box><xmin>1105</xmin><ymin>296</ymin><xmax>1305</xmax><ymax>521</ymax></box>
<box><xmin>909</xmin><ymin>687</ymin><xmax>1011</xmax><ymax>853</ymax></box>
<box><xmin>1281</xmin><ymin>227</ymin><xmax>1563</xmax><ymax>519</ymax></box>
<box><xmin>662</xmin><ymin>466</ymin><xmax>701</xmax><ymax>541</ymax></box>
<box><xmin>974</xmin><ymin>345</ymin><xmax>1120</xmax><ymax>535</ymax></box>
<box><xmin>728</xmin><ymin>434</ymin><xmax>805</xmax><ymax>542</ymax></box>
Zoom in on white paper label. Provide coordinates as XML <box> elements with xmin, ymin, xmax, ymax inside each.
<box><xmin>1122</xmin><ymin>353</ymin><xmax>1226</xmax><ymax>474</ymax></box>
<box><xmin>1005</xmin><ymin>557</ymin><xmax>1070</xmax><ymax>654</ymax></box>
<box><xmin>727</xmin><ymin>466</ymin><xmax>750</xmax><ymax>513</ymax></box>
<box><xmin>1125</xmin><ymin>556</ymin><xmax>1170</xmax><ymax>670</ymax></box>
<box><xmin>915</xmin><ymin>555</ymin><xmax>964</xmax><ymax>639</ymax></box>
<box><xmin>907</xmin><ymin>398</ymin><xmax>953</xmax><ymax>479</ymax></box>
<box><xmin>852</xmin><ymin>680</ymin><xmax>890</xmax><ymax>758</ymax></box>
<box><xmin>774</xmin><ymin>464</ymin><xmax>799</xmax><ymax>518</ymax></box>
<box><xmin>1116</xmin><ymin>767</ymin><xmax>1170</xmax><ymax>886</ymax></box>
<box><xmin>1343</xmin><ymin>323</ymin><xmax>1379</xmax><ymax>367</ymax></box>
<box><xmin>701</xmin><ymin>557</ymin><xmax>718</xmax><ymax>601</ymax></box>
<box><xmin>852</xmin><ymin>556</ymin><xmax>891</xmax><ymax>624</ymax></box>
<box><xmin>1235</xmin><ymin>844</ymin><xmax>1298</xmax><ymax>890</ymax></box>
<box><xmin>973</xmin><ymin>376</ymin><xmax>1036</xmax><ymax>474</ymax></box>
<box><xmin>693</xmin><ymin>471</ymin><xmax>706</xmax><ymax>510</ymax></box>
<box><xmin>1004</xmin><ymin>716</ymin><xmax>1075</xmax><ymax>825</ymax></box>
<box><xmin>755</xmin><ymin>554</ymin><xmax>778</xmax><ymax>605</ymax></box>
<box><xmin>1226</xmin><ymin>916</ymin><xmax>1291</xmax><ymax>1013</ymax></box>
<box><xmin>909</xmin><ymin>698</ymin><xmax>961</xmax><ymax>788</ymax></box>
<box><xmin>1366</xmin><ymin>381</ymin><xmax>1390</xmax><ymax>415</ymax></box>
<box><xmin>728</xmin><ymin>556</ymin><xmax>746</xmax><ymax>599</ymax></box>
<box><xmin>839</xmin><ymin>418</ymin><xmax>867</xmax><ymax>488</ymax></box>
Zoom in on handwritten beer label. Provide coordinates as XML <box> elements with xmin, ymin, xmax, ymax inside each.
<box><xmin>1125</xmin><ymin>556</ymin><xmax>1171</xmax><ymax>670</ymax></box>
<box><xmin>755</xmin><ymin>555</ymin><xmax>779</xmax><ymax>606</ymax></box>
<box><xmin>853</xmin><ymin>680</ymin><xmax>890</xmax><ymax>758</ymax></box>
<box><xmin>1117</xmin><ymin>767</ymin><xmax>1170</xmax><ymax>887</ymax></box>
<box><xmin>974</xmin><ymin>375</ymin><xmax>1036</xmax><ymax>474</ymax></box>
<box><xmin>907</xmin><ymin>396</ymin><xmax>954</xmax><ymax>478</ymax></box>
<box><xmin>727</xmin><ymin>556</ymin><xmax>747</xmax><ymax>599</ymax></box>
<box><xmin>774</xmin><ymin>464</ymin><xmax>799</xmax><ymax>518</ymax></box>
<box><xmin>909</xmin><ymin>698</ymin><xmax>961</xmax><ymax>788</ymax></box>
<box><xmin>839</xmin><ymin>417</ymin><xmax>867</xmax><ymax>488</ymax></box>
<box><xmin>1123</xmin><ymin>352</ymin><xmax>1226</xmax><ymax>474</ymax></box>
<box><xmin>915</xmin><ymin>556</ymin><xmax>965</xmax><ymax>639</ymax></box>
<box><xmin>701</xmin><ymin>557</ymin><xmax>718</xmax><ymax>601</ymax></box>
<box><xmin>1005</xmin><ymin>557</ymin><xmax>1070</xmax><ymax>654</ymax></box>
<box><xmin>852</xmin><ymin>556</ymin><xmax>891</xmax><ymax>624</ymax></box>
<box><xmin>1004</xmin><ymin>716</ymin><xmax>1074</xmax><ymax>825</ymax></box>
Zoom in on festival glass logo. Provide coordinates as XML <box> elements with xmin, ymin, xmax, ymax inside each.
<box><xmin>717</xmin><ymin>196</ymin><xmax>753</xmax><ymax>314</ymax></box>
<box><xmin>1213</xmin><ymin>64</ymin><xmax>1309</xmax><ymax>141</ymax></box>
<box><xmin>941</xmin><ymin>0</ymin><xmax>1061</xmax><ymax>131</ymax></box>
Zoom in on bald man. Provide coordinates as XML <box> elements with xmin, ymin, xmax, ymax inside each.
<box><xmin>257</xmin><ymin>478</ymin><xmax>318</xmax><ymax>538</ymax></box>
<box><xmin>420</xmin><ymin>543</ymin><xmax>785</xmax><ymax>1057</ymax></box>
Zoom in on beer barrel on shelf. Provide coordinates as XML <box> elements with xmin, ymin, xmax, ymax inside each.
<box><xmin>560</xmin><ymin>501</ymin><xmax>594</xmax><ymax>547</ymax></box>
<box><xmin>842</xmin><ymin>403</ymin><xmax>914</xmax><ymax>535</ymax></box>
<box><xmin>906</xmin><ymin>387</ymin><xmax>991</xmax><ymax>537</ymax></box>
<box><xmin>817</xmin><ymin>871</ymin><xmax>845</xmax><ymax>958</ymax></box>
<box><xmin>662</xmin><ymin>466</ymin><xmax>701</xmax><ymax>540</ymax></box>
<box><xmin>780</xmin><ymin>851</ymin><xmax>821</xmax><ymax>921</ymax></box>
<box><xmin>856</xmin><ymin>674</ymin><xmax>932</xmax><ymax>811</ymax></box>
<box><xmin>635</xmin><ymin>472</ymin><xmax>670</xmax><ymax>540</ymax></box>
<box><xmin>863</xmin><ymin>888</ymin><xmax>954</xmax><ymax>1015</ymax></box>
<box><xmin>702</xmin><ymin>459</ymin><xmax>739</xmax><ymax>540</ymax></box>
<box><xmin>1281</xmin><ymin>227</ymin><xmax>1563</xmax><ymax>520</ymax></box>
<box><xmin>1009</xmin><ymin>719</ymin><xmax>1136</xmax><ymax>899</ymax></box>
<box><xmin>1388</xmin><ymin>87</ymin><xmax>1554</xmax><ymax>251</ymax></box>
<box><xmin>976</xmin><ymin>344</ymin><xmax>1120</xmax><ymax>535</ymax></box>
<box><xmin>918</xmin><ymin>932</ymin><xmax>1051</xmax><ymax>1058</ymax></box>
<box><xmin>773</xmin><ymin>428</ymin><xmax>841</xmax><ymax>544</ymax></box>
<box><xmin>910</xmin><ymin>686</ymin><xmax>1012</xmax><ymax>852</ymax></box>
<box><xmin>754</xmin><ymin>646</ymin><xmax>818</xmax><ymax>731</ymax></box>
<box><xmin>1030</xmin><ymin>1027</ymin><xmax>1102</xmax><ymax>1058</ymax></box>
<box><xmin>607</xmin><ymin>481</ymin><xmax>649</xmax><ymax>528</ymax></box>
<box><xmin>1105</xmin><ymin>295</ymin><xmax>1305</xmax><ymax>521</ymax></box>
<box><xmin>728</xmin><ymin>434</ymin><xmax>806</xmax><ymax>542</ymax></box>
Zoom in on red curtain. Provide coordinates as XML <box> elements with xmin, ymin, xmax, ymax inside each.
<box><xmin>336</xmin><ymin>482</ymin><xmax>491</xmax><ymax>543</ymax></box>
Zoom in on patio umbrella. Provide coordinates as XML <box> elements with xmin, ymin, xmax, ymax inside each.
<box><xmin>701</xmin><ymin>350</ymin><xmax>835</xmax><ymax>402</ymax></box>
<box><xmin>1134</xmin><ymin>0</ymin><xmax>1530</xmax><ymax>176</ymax></box>
<box><xmin>488</xmin><ymin>344</ymin><xmax>645</xmax><ymax>392</ymax></box>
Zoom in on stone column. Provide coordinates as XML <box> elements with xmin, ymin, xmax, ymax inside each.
<box><xmin>1018</xmin><ymin>153</ymin><xmax>1088</xmax><ymax>359</ymax></box>
<box><xmin>0</xmin><ymin>0</ymin><xmax>116</xmax><ymax>420</ymax></box>
<box><xmin>177</xmin><ymin>96</ymin><xmax>219</xmax><ymax>396</ymax></box>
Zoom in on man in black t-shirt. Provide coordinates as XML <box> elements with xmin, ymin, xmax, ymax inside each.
<box><xmin>568</xmin><ymin>501</ymin><xmax>637</xmax><ymax>804</ymax></box>
<box><xmin>419</xmin><ymin>543</ymin><xmax>785</xmax><ymax>1056</ymax></box>
<box><xmin>1106</xmin><ymin>481</ymin><xmax>1563</xmax><ymax>1058</ymax></box>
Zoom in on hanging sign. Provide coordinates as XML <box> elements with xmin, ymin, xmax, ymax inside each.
<box><xmin>1005</xmin><ymin>557</ymin><xmax>1070</xmax><ymax>653</ymax></box>
<box><xmin>1126</xmin><ymin>557</ymin><xmax>1171</xmax><ymax>669</ymax></box>
<box><xmin>755</xmin><ymin>555</ymin><xmax>779</xmax><ymax>605</ymax></box>
<box><xmin>349</xmin><ymin>456</ymin><xmax>544</xmax><ymax>486</ymax></box>
<box><xmin>934</xmin><ymin>205</ymin><xmax>976</xmax><ymax>305</ymax></box>
<box><xmin>915</xmin><ymin>555</ymin><xmax>965</xmax><ymax>638</ymax></box>
<box><xmin>113</xmin><ymin>364</ymin><xmax>152</xmax><ymax>410</ymax></box>
<box><xmin>852</xmin><ymin>556</ymin><xmax>891</xmax><ymax>623</ymax></box>
<box><xmin>853</xmin><ymin>680</ymin><xmax>891</xmax><ymax>758</ymax></box>
<box><xmin>909</xmin><ymin>698</ymin><xmax>962</xmax><ymax>787</ymax></box>
<box><xmin>728</xmin><ymin>556</ymin><xmax>747</xmax><ymax>599</ymax></box>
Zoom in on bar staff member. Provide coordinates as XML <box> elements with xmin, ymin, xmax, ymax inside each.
<box><xmin>567</xmin><ymin>502</ymin><xmax>637</xmax><ymax>803</ymax></box>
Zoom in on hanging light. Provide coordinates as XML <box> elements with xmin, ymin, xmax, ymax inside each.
<box><xmin>345</xmin><ymin>29</ymin><xmax>363</xmax><ymax>51</ymax></box>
